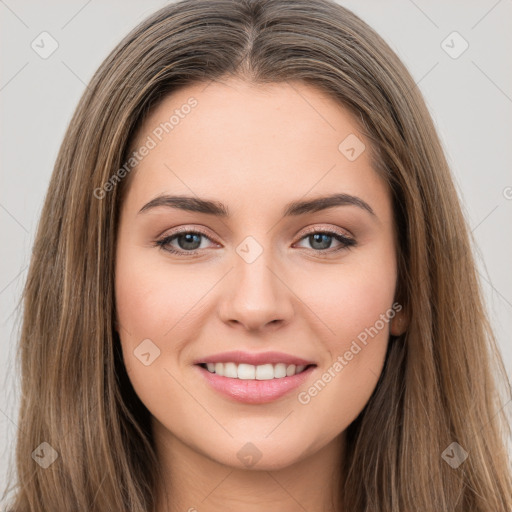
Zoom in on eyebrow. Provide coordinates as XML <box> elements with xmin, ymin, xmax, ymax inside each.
<box><xmin>138</xmin><ymin>193</ymin><xmax>376</xmax><ymax>218</ymax></box>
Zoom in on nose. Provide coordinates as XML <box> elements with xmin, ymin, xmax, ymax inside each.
<box><xmin>217</xmin><ymin>247</ymin><xmax>295</xmax><ymax>333</ymax></box>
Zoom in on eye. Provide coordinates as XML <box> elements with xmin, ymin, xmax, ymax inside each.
<box><xmin>154</xmin><ymin>226</ymin><xmax>356</xmax><ymax>256</ymax></box>
<box><xmin>294</xmin><ymin>228</ymin><xmax>356</xmax><ymax>255</ymax></box>
<box><xmin>154</xmin><ymin>228</ymin><xmax>216</xmax><ymax>255</ymax></box>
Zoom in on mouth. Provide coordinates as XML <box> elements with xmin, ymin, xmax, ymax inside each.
<box><xmin>194</xmin><ymin>353</ymin><xmax>317</xmax><ymax>404</ymax></box>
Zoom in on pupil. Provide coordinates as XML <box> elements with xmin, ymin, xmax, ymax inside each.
<box><xmin>179</xmin><ymin>233</ymin><xmax>201</xmax><ymax>250</ymax></box>
<box><xmin>311</xmin><ymin>233</ymin><xmax>331</xmax><ymax>250</ymax></box>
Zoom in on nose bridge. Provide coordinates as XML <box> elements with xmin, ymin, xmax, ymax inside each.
<box><xmin>218</xmin><ymin>234</ymin><xmax>294</xmax><ymax>330</ymax></box>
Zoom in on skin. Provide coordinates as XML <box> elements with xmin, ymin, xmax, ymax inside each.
<box><xmin>115</xmin><ymin>77</ymin><xmax>405</xmax><ymax>512</ymax></box>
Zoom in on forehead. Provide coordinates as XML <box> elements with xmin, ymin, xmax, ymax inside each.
<box><xmin>123</xmin><ymin>78</ymin><xmax>387</xmax><ymax>215</ymax></box>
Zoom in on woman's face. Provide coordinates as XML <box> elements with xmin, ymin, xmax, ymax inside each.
<box><xmin>115</xmin><ymin>78</ymin><xmax>402</xmax><ymax>470</ymax></box>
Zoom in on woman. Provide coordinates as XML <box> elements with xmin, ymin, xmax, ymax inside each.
<box><xmin>3</xmin><ymin>0</ymin><xmax>511</xmax><ymax>510</ymax></box>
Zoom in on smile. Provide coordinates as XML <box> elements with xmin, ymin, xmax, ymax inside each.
<box><xmin>198</xmin><ymin>362</ymin><xmax>312</xmax><ymax>380</ymax></box>
<box><xmin>195</xmin><ymin>363</ymin><xmax>317</xmax><ymax>405</ymax></box>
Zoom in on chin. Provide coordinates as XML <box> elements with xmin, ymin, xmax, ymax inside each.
<box><xmin>202</xmin><ymin>437</ymin><xmax>311</xmax><ymax>472</ymax></box>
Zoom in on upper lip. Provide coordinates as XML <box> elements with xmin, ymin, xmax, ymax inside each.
<box><xmin>194</xmin><ymin>350</ymin><xmax>316</xmax><ymax>367</ymax></box>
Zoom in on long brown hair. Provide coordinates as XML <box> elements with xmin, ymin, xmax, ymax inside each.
<box><xmin>3</xmin><ymin>0</ymin><xmax>511</xmax><ymax>510</ymax></box>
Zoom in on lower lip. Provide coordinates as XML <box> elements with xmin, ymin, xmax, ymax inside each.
<box><xmin>196</xmin><ymin>364</ymin><xmax>316</xmax><ymax>404</ymax></box>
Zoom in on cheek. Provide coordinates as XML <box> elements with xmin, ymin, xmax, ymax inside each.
<box><xmin>115</xmin><ymin>244</ymin><xmax>172</xmax><ymax>380</ymax></box>
<box><xmin>115</xmin><ymin>247</ymin><xmax>201</xmax><ymax>340</ymax></box>
<box><xmin>114</xmin><ymin>248</ymin><xmax>194</xmax><ymax>420</ymax></box>
<box><xmin>292</xmin><ymin>249</ymin><xmax>397</xmax><ymax>426</ymax></box>
<box><xmin>303</xmin><ymin>296</ymin><xmax>396</xmax><ymax>432</ymax></box>
<box><xmin>297</xmin><ymin>248</ymin><xmax>397</xmax><ymax>352</ymax></box>
<box><xmin>115</xmin><ymin>266</ymin><xmax>164</xmax><ymax>339</ymax></box>
<box><xmin>333</xmin><ymin>271</ymin><xmax>396</xmax><ymax>347</ymax></box>
<box><xmin>114</xmin><ymin>245</ymin><xmax>215</xmax><ymax>397</ymax></box>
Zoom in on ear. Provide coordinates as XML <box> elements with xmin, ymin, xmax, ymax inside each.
<box><xmin>390</xmin><ymin>308</ymin><xmax>408</xmax><ymax>336</ymax></box>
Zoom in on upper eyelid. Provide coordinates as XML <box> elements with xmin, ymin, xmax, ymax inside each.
<box><xmin>299</xmin><ymin>224</ymin><xmax>353</xmax><ymax>239</ymax></box>
<box><xmin>159</xmin><ymin>224</ymin><xmax>353</xmax><ymax>238</ymax></box>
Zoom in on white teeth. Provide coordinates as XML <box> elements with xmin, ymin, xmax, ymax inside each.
<box><xmin>224</xmin><ymin>362</ymin><xmax>238</xmax><ymax>378</ymax></box>
<box><xmin>203</xmin><ymin>362</ymin><xmax>310</xmax><ymax>379</ymax></box>
<box><xmin>274</xmin><ymin>363</ymin><xmax>287</xmax><ymax>378</ymax></box>
<box><xmin>255</xmin><ymin>364</ymin><xmax>274</xmax><ymax>380</ymax></box>
<box><xmin>238</xmin><ymin>363</ymin><xmax>255</xmax><ymax>380</ymax></box>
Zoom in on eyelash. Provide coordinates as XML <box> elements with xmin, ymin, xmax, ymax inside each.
<box><xmin>153</xmin><ymin>226</ymin><xmax>356</xmax><ymax>257</ymax></box>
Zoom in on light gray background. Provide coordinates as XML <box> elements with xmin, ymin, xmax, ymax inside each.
<box><xmin>1</xmin><ymin>0</ymin><xmax>511</xmax><ymax>501</ymax></box>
